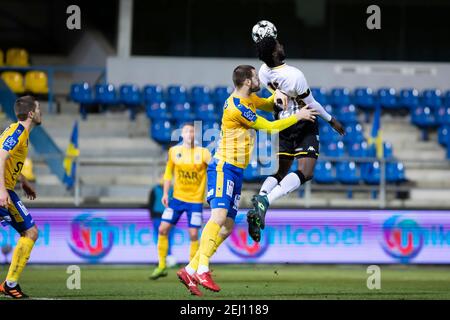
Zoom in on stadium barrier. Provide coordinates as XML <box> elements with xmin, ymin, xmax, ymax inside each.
<box><xmin>0</xmin><ymin>208</ymin><xmax>448</xmax><ymax>264</ymax></box>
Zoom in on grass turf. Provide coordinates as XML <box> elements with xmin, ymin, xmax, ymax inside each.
<box><xmin>0</xmin><ymin>264</ymin><xmax>449</xmax><ymax>300</ymax></box>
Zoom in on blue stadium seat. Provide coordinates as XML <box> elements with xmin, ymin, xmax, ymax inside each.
<box><xmin>335</xmin><ymin>104</ymin><xmax>358</xmax><ymax>124</ymax></box>
<box><xmin>195</xmin><ymin>102</ymin><xmax>220</xmax><ymax>121</ymax></box>
<box><xmin>314</xmin><ymin>161</ymin><xmax>336</xmax><ymax>184</ymax></box>
<box><xmin>386</xmin><ymin>162</ymin><xmax>406</xmax><ymax>183</ymax></box>
<box><xmin>311</xmin><ymin>87</ymin><xmax>328</xmax><ymax>105</ymax></box>
<box><xmin>146</xmin><ymin>101</ymin><xmax>170</xmax><ymax>120</ymax></box>
<box><xmin>377</xmin><ymin>87</ymin><xmax>398</xmax><ymax>110</ymax></box>
<box><xmin>422</xmin><ymin>89</ymin><xmax>442</xmax><ymax>109</ymax></box>
<box><xmin>120</xmin><ymin>84</ymin><xmax>142</xmax><ymax>105</ymax></box>
<box><xmin>95</xmin><ymin>84</ymin><xmax>119</xmax><ymax>105</ymax></box>
<box><xmin>438</xmin><ymin>125</ymin><xmax>450</xmax><ymax>147</ymax></box>
<box><xmin>172</xmin><ymin>102</ymin><xmax>195</xmax><ymax>122</ymax></box>
<box><xmin>190</xmin><ymin>86</ymin><xmax>211</xmax><ymax>105</ymax></box>
<box><xmin>411</xmin><ymin>106</ymin><xmax>438</xmax><ymax>128</ymax></box>
<box><xmin>329</xmin><ymin>87</ymin><xmax>351</xmax><ymax>107</ymax></box>
<box><xmin>436</xmin><ymin>106</ymin><xmax>450</xmax><ymax>125</ymax></box>
<box><xmin>445</xmin><ymin>91</ymin><xmax>450</xmax><ymax>108</ymax></box>
<box><xmin>399</xmin><ymin>88</ymin><xmax>419</xmax><ymax>109</ymax></box>
<box><xmin>150</xmin><ymin>120</ymin><xmax>173</xmax><ymax>145</ymax></box>
<box><xmin>337</xmin><ymin>161</ymin><xmax>360</xmax><ymax>185</ymax></box>
<box><xmin>362</xmin><ymin>161</ymin><xmax>381</xmax><ymax>185</ymax></box>
<box><xmin>323</xmin><ymin>141</ymin><xmax>345</xmax><ymax>157</ymax></box>
<box><xmin>214</xmin><ymin>86</ymin><xmax>233</xmax><ymax>107</ymax></box>
<box><xmin>143</xmin><ymin>85</ymin><xmax>163</xmax><ymax>103</ymax></box>
<box><xmin>70</xmin><ymin>82</ymin><xmax>94</xmax><ymax>104</ymax></box>
<box><xmin>347</xmin><ymin>141</ymin><xmax>368</xmax><ymax>158</ymax></box>
<box><xmin>243</xmin><ymin>161</ymin><xmax>260</xmax><ymax>182</ymax></box>
<box><xmin>383</xmin><ymin>142</ymin><xmax>394</xmax><ymax>158</ymax></box>
<box><xmin>353</xmin><ymin>87</ymin><xmax>376</xmax><ymax>110</ymax></box>
<box><xmin>167</xmin><ymin>85</ymin><xmax>188</xmax><ymax>104</ymax></box>
<box><xmin>343</xmin><ymin>123</ymin><xmax>364</xmax><ymax>144</ymax></box>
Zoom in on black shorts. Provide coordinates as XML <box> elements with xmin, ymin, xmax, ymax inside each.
<box><xmin>277</xmin><ymin>121</ymin><xmax>319</xmax><ymax>159</ymax></box>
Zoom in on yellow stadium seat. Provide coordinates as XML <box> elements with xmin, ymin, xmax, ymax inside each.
<box><xmin>1</xmin><ymin>71</ymin><xmax>25</xmax><ymax>94</ymax></box>
<box><xmin>21</xmin><ymin>158</ymin><xmax>36</xmax><ymax>182</ymax></box>
<box><xmin>0</xmin><ymin>50</ymin><xmax>4</xmax><ymax>66</ymax></box>
<box><xmin>6</xmin><ymin>48</ymin><xmax>29</xmax><ymax>67</ymax></box>
<box><xmin>25</xmin><ymin>71</ymin><xmax>48</xmax><ymax>94</ymax></box>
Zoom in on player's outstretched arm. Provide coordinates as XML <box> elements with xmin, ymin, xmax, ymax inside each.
<box><xmin>251</xmin><ymin>106</ymin><xmax>318</xmax><ymax>133</ymax></box>
<box><xmin>161</xmin><ymin>149</ymin><xmax>174</xmax><ymax>207</ymax></box>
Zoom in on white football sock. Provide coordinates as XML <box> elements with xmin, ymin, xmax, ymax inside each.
<box><xmin>267</xmin><ymin>172</ymin><xmax>301</xmax><ymax>204</ymax></box>
<box><xmin>185</xmin><ymin>265</ymin><xmax>196</xmax><ymax>276</ymax></box>
<box><xmin>259</xmin><ymin>176</ymin><xmax>278</xmax><ymax>195</ymax></box>
<box><xmin>197</xmin><ymin>265</ymin><xmax>209</xmax><ymax>275</ymax></box>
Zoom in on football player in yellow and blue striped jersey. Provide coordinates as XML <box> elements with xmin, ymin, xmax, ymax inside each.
<box><xmin>0</xmin><ymin>95</ymin><xmax>42</xmax><ymax>299</ymax></box>
<box><xmin>177</xmin><ymin>65</ymin><xmax>318</xmax><ymax>296</ymax></box>
<box><xmin>151</xmin><ymin>123</ymin><xmax>211</xmax><ymax>280</ymax></box>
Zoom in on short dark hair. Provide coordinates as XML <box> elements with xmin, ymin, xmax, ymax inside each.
<box><xmin>14</xmin><ymin>95</ymin><xmax>37</xmax><ymax>121</ymax></box>
<box><xmin>232</xmin><ymin>65</ymin><xmax>255</xmax><ymax>88</ymax></box>
<box><xmin>182</xmin><ymin>122</ymin><xmax>194</xmax><ymax>128</ymax></box>
<box><xmin>256</xmin><ymin>37</ymin><xmax>277</xmax><ymax>67</ymax></box>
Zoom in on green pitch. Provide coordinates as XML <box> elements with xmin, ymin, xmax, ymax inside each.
<box><xmin>1</xmin><ymin>264</ymin><xmax>449</xmax><ymax>300</ymax></box>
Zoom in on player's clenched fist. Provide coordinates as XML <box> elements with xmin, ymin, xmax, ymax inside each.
<box><xmin>0</xmin><ymin>189</ymin><xmax>11</xmax><ymax>208</ymax></box>
<box><xmin>295</xmin><ymin>105</ymin><xmax>319</xmax><ymax>122</ymax></box>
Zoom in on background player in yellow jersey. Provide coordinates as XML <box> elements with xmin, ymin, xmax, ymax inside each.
<box><xmin>177</xmin><ymin>65</ymin><xmax>318</xmax><ymax>296</ymax></box>
<box><xmin>151</xmin><ymin>123</ymin><xmax>211</xmax><ymax>279</ymax></box>
<box><xmin>0</xmin><ymin>96</ymin><xmax>41</xmax><ymax>299</ymax></box>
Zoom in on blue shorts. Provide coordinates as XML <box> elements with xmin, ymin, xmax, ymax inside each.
<box><xmin>206</xmin><ymin>159</ymin><xmax>243</xmax><ymax>220</ymax></box>
<box><xmin>0</xmin><ymin>190</ymin><xmax>35</xmax><ymax>233</ymax></box>
<box><xmin>161</xmin><ymin>197</ymin><xmax>203</xmax><ymax>228</ymax></box>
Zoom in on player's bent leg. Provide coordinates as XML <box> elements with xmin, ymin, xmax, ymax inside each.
<box><xmin>151</xmin><ymin>221</ymin><xmax>172</xmax><ymax>280</ymax></box>
<box><xmin>3</xmin><ymin>226</ymin><xmax>38</xmax><ymax>299</ymax></box>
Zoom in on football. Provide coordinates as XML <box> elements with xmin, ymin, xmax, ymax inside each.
<box><xmin>251</xmin><ymin>20</ymin><xmax>277</xmax><ymax>43</ymax></box>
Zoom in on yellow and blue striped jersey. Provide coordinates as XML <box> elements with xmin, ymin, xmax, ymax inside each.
<box><xmin>163</xmin><ymin>144</ymin><xmax>211</xmax><ymax>203</ymax></box>
<box><xmin>214</xmin><ymin>93</ymin><xmax>298</xmax><ymax>168</ymax></box>
<box><xmin>0</xmin><ymin>122</ymin><xmax>29</xmax><ymax>190</ymax></box>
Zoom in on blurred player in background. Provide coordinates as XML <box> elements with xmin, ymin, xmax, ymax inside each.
<box><xmin>0</xmin><ymin>95</ymin><xmax>41</xmax><ymax>299</ymax></box>
<box><xmin>247</xmin><ymin>35</ymin><xmax>345</xmax><ymax>242</ymax></box>
<box><xmin>176</xmin><ymin>65</ymin><xmax>318</xmax><ymax>296</ymax></box>
<box><xmin>151</xmin><ymin>123</ymin><xmax>211</xmax><ymax>280</ymax></box>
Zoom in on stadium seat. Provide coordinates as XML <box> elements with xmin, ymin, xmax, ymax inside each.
<box><xmin>311</xmin><ymin>87</ymin><xmax>328</xmax><ymax>105</ymax></box>
<box><xmin>172</xmin><ymin>102</ymin><xmax>195</xmax><ymax>122</ymax></box>
<box><xmin>445</xmin><ymin>91</ymin><xmax>450</xmax><ymax>108</ymax></box>
<box><xmin>323</xmin><ymin>141</ymin><xmax>345</xmax><ymax>158</ymax></box>
<box><xmin>120</xmin><ymin>84</ymin><xmax>142</xmax><ymax>105</ymax></box>
<box><xmin>95</xmin><ymin>84</ymin><xmax>119</xmax><ymax>105</ymax></box>
<box><xmin>335</xmin><ymin>104</ymin><xmax>358</xmax><ymax>124</ymax></box>
<box><xmin>70</xmin><ymin>82</ymin><xmax>94</xmax><ymax>104</ymax></box>
<box><xmin>319</xmin><ymin>122</ymin><xmax>340</xmax><ymax>143</ymax></box>
<box><xmin>411</xmin><ymin>106</ymin><xmax>438</xmax><ymax>130</ymax></box>
<box><xmin>337</xmin><ymin>161</ymin><xmax>360</xmax><ymax>185</ymax></box>
<box><xmin>438</xmin><ymin>125</ymin><xmax>450</xmax><ymax>147</ymax></box>
<box><xmin>150</xmin><ymin>120</ymin><xmax>173</xmax><ymax>145</ymax></box>
<box><xmin>347</xmin><ymin>141</ymin><xmax>368</xmax><ymax>158</ymax></box>
<box><xmin>190</xmin><ymin>85</ymin><xmax>211</xmax><ymax>105</ymax></box>
<box><xmin>343</xmin><ymin>123</ymin><xmax>364</xmax><ymax>144</ymax></box>
<box><xmin>1</xmin><ymin>71</ymin><xmax>25</xmax><ymax>94</ymax></box>
<box><xmin>146</xmin><ymin>101</ymin><xmax>170</xmax><ymax>120</ymax></box>
<box><xmin>436</xmin><ymin>106</ymin><xmax>450</xmax><ymax>125</ymax></box>
<box><xmin>213</xmin><ymin>86</ymin><xmax>233</xmax><ymax>106</ymax></box>
<box><xmin>421</xmin><ymin>89</ymin><xmax>442</xmax><ymax>109</ymax></box>
<box><xmin>314</xmin><ymin>161</ymin><xmax>336</xmax><ymax>184</ymax></box>
<box><xmin>362</xmin><ymin>161</ymin><xmax>381</xmax><ymax>185</ymax></box>
<box><xmin>143</xmin><ymin>85</ymin><xmax>164</xmax><ymax>103</ymax></box>
<box><xmin>399</xmin><ymin>88</ymin><xmax>419</xmax><ymax>109</ymax></box>
<box><xmin>383</xmin><ymin>142</ymin><xmax>394</xmax><ymax>158</ymax></box>
<box><xmin>377</xmin><ymin>87</ymin><xmax>398</xmax><ymax>110</ymax></box>
<box><xmin>243</xmin><ymin>160</ymin><xmax>260</xmax><ymax>182</ymax></box>
<box><xmin>195</xmin><ymin>101</ymin><xmax>220</xmax><ymax>122</ymax></box>
<box><xmin>353</xmin><ymin>87</ymin><xmax>376</xmax><ymax>110</ymax></box>
<box><xmin>167</xmin><ymin>85</ymin><xmax>188</xmax><ymax>104</ymax></box>
<box><xmin>6</xmin><ymin>48</ymin><xmax>29</xmax><ymax>67</ymax></box>
<box><xmin>329</xmin><ymin>87</ymin><xmax>351</xmax><ymax>107</ymax></box>
<box><xmin>24</xmin><ymin>71</ymin><xmax>48</xmax><ymax>95</ymax></box>
<box><xmin>386</xmin><ymin>162</ymin><xmax>406</xmax><ymax>183</ymax></box>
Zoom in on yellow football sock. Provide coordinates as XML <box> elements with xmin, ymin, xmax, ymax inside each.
<box><xmin>189</xmin><ymin>240</ymin><xmax>199</xmax><ymax>261</ymax></box>
<box><xmin>6</xmin><ymin>237</ymin><xmax>35</xmax><ymax>283</ymax></box>
<box><xmin>157</xmin><ymin>234</ymin><xmax>169</xmax><ymax>269</ymax></box>
<box><xmin>187</xmin><ymin>233</ymin><xmax>225</xmax><ymax>271</ymax></box>
<box><xmin>198</xmin><ymin>220</ymin><xmax>221</xmax><ymax>271</ymax></box>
